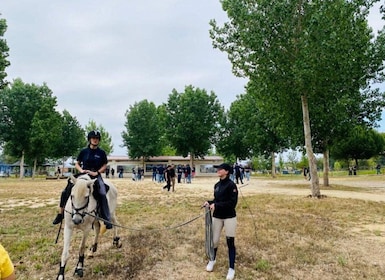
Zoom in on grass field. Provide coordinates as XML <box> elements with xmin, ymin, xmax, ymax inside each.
<box><xmin>1</xmin><ymin>176</ymin><xmax>385</xmax><ymax>279</ymax></box>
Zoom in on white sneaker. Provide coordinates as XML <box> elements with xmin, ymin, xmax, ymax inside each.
<box><xmin>226</xmin><ymin>268</ymin><xmax>235</xmax><ymax>280</ymax></box>
<box><xmin>206</xmin><ymin>260</ymin><xmax>216</xmax><ymax>272</ymax></box>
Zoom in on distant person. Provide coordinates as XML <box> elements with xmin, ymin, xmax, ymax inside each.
<box><xmin>234</xmin><ymin>163</ymin><xmax>243</xmax><ymax>184</ymax></box>
<box><xmin>169</xmin><ymin>164</ymin><xmax>176</xmax><ymax>191</ymax></box>
<box><xmin>186</xmin><ymin>164</ymin><xmax>191</xmax><ymax>183</ymax></box>
<box><xmin>203</xmin><ymin>163</ymin><xmax>238</xmax><ymax>280</ymax></box>
<box><xmin>244</xmin><ymin>166</ymin><xmax>251</xmax><ymax>181</ymax></box>
<box><xmin>163</xmin><ymin>165</ymin><xmax>172</xmax><ymax>191</ymax></box>
<box><xmin>177</xmin><ymin>165</ymin><xmax>183</xmax><ymax>183</ymax></box>
<box><xmin>152</xmin><ymin>166</ymin><xmax>157</xmax><ymax>181</ymax></box>
<box><xmin>111</xmin><ymin>167</ymin><xmax>115</xmax><ymax>178</ymax></box>
<box><xmin>132</xmin><ymin>168</ymin><xmax>136</xmax><ymax>181</ymax></box>
<box><xmin>105</xmin><ymin>167</ymin><xmax>110</xmax><ymax>178</ymax></box>
<box><xmin>0</xmin><ymin>243</ymin><xmax>16</xmax><ymax>280</ymax></box>
<box><xmin>376</xmin><ymin>164</ymin><xmax>381</xmax><ymax>175</ymax></box>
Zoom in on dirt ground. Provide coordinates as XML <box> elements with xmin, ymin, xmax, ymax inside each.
<box><xmin>2</xmin><ymin>174</ymin><xmax>385</xmax><ymax>280</ymax></box>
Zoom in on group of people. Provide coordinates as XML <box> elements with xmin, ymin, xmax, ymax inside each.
<box><xmin>152</xmin><ymin>164</ymin><xmax>195</xmax><ymax>185</ymax></box>
<box><xmin>131</xmin><ymin>167</ymin><xmax>144</xmax><ymax>181</ymax></box>
<box><xmin>228</xmin><ymin>163</ymin><xmax>251</xmax><ymax>184</ymax></box>
<box><xmin>49</xmin><ymin>130</ymin><xmax>237</xmax><ymax>279</ymax></box>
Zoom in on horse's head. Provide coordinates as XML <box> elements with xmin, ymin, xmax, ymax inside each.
<box><xmin>70</xmin><ymin>174</ymin><xmax>97</xmax><ymax>225</ymax></box>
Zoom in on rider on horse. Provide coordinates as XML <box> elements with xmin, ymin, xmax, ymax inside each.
<box><xmin>52</xmin><ymin>130</ymin><xmax>112</xmax><ymax>230</ymax></box>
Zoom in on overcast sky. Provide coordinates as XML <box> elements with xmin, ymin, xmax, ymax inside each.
<box><xmin>1</xmin><ymin>1</ymin><xmax>384</xmax><ymax>156</ymax></box>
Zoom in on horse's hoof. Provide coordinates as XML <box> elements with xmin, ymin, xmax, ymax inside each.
<box><xmin>75</xmin><ymin>268</ymin><xmax>84</xmax><ymax>277</ymax></box>
<box><xmin>113</xmin><ymin>236</ymin><xmax>122</xmax><ymax>248</ymax></box>
<box><xmin>90</xmin><ymin>243</ymin><xmax>98</xmax><ymax>253</ymax></box>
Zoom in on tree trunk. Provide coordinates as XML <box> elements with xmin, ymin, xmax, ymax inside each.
<box><xmin>32</xmin><ymin>158</ymin><xmax>37</xmax><ymax>180</ymax></box>
<box><xmin>20</xmin><ymin>150</ymin><xmax>25</xmax><ymax>179</ymax></box>
<box><xmin>301</xmin><ymin>95</ymin><xmax>320</xmax><ymax>197</ymax></box>
<box><xmin>323</xmin><ymin>149</ymin><xmax>330</xmax><ymax>187</ymax></box>
<box><xmin>271</xmin><ymin>152</ymin><xmax>276</xmax><ymax>178</ymax></box>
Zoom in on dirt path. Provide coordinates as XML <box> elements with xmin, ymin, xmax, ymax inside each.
<box><xmin>176</xmin><ymin>175</ymin><xmax>385</xmax><ymax>202</ymax></box>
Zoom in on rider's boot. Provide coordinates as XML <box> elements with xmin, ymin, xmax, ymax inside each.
<box><xmin>53</xmin><ymin>179</ymin><xmax>73</xmax><ymax>225</ymax></box>
<box><xmin>52</xmin><ymin>209</ymin><xmax>64</xmax><ymax>225</ymax></box>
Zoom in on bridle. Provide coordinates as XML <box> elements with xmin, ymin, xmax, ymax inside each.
<box><xmin>70</xmin><ymin>180</ymin><xmax>97</xmax><ymax>223</ymax></box>
<box><xmin>71</xmin><ymin>194</ymin><xmax>90</xmax><ymax>221</ymax></box>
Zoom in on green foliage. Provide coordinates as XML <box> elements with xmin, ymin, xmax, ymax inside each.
<box><xmin>122</xmin><ymin>100</ymin><xmax>162</xmax><ymax>159</ymax></box>
<box><xmin>0</xmin><ymin>79</ymin><xmax>57</xmax><ymax>160</ymax></box>
<box><xmin>331</xmin><ymin>126</ymin><xmax>385</xmax><ymax>163</ymax></box>
<box><xmin>165</xmin><ymin>85</ymin><xmax>224</xmax><ymax>158</ymax></box>
<box><xmin>54</xmin><ymin>110</ymin><xmax>85</xmax><ymax>158</ymax></box>
<box><xmin>210</xmin><ymin>0</ymin><xmax>385</xmax><ymax>194</ymax></box>
<box><xmin>29</xmin><ymin>95</ymin><xmax>62</xmax><ymax>164</ymax></box>
<box><xmin>85</xmin><ymin>120</ymin><xmax>114</xmax><ymax>155</ymax></box>
<box><xmin>217</xmin><ymin>95</ymin><xmax>251</xmax><ymax>160</ymax></box>
<box><xmin>0</xmin><ymin>18</ymin><xmax>10</xmax><ymax>89</ymax></box>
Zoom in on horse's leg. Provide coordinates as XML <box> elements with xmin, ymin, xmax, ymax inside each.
<box><xmin>74</xmin><ymin>228</ymin><xmax>91</xmax><ymax>277</ymax></box>
<box><xmin>90</xmin><ymin>220</ymin><xmax>100</xmax><ymax>254</ymax></box>
<box><xmin>111</xmin><ymin>212</ymin><xmax>122</xmax><ymax>248</ymax></box>
<box><xmin>57</xmin><ymin>225</ymin><xmax>72</xmax><ymax>280</ymax></box>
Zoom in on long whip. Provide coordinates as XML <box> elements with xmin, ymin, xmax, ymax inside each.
<box><xmin>204</xmin><ymin>206</ymin><xmax>215</xmax><ymax>261</ymax></box>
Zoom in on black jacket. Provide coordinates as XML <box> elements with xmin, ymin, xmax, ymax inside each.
<box><xmin>209</xmin><ymin>177</ymin><xmax>238</xmax><ymax>219</ymax></box>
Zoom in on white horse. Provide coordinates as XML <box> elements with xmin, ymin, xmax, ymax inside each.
<box><xmin>56</xmin><ymin>174</ymin><xmax>121</xmax><ymax>280</ymax></box>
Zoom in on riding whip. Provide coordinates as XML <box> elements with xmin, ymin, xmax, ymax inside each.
<box><xmin>204</xmin><ymin>206</ymin><xmax>215</xmax><ymax>261</ymax></box>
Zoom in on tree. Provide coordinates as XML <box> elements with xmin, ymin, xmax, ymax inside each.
<box><xmin>0</xmin><ymin>79</ymin><xmax>57</xmax><ymax>178</ymax></box>
<box><xmin>0</xmin><ymin>18</ymin><xmax>10</xmax><ymax>89</ymax></box>
<box><xmin>53</xmin><ymin>110</ymin><xmax>85</xmax><ymax>167</ymax></box>
<box><xmin>331</xmin><ymin>126</ymin><xmax>385</xmax><ymax>166</ymax></box>
<box><xmin>217</xmin><ymin>96</ymin><xmax>251</xmax><ymax>161</ymax></box>
<box><xmin>165</xmin><ymin>85</ymin><xmax>223</xmax><ymax>165</ymax></box>
<box><xmin>219</xmin><ymin>92</ymin><xmax>289</xmax><ymax>177</ymax></box>
<box><xmin>29</xmin><ymin>97</ymin><xmax>62</xmax><ymax>178</ymax></box>
<box><xmin>122</xmin><ymin>100</ymin><xmax>162</xmax><ymax>162</ymax></box>
<box><xmin>210</xmin><ymin>0</ymin><xmax>385</xmax><ymax>197</ymax></box>
<box><xmin>84</xmin><ymin>120</ymin><xmax>113</xmax><ymax>155</ymax></box>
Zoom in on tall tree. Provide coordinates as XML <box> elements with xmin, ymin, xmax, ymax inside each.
<box><xmin>122</xmin><ymin>100</ymin><xmax>162</xmax><ymax>162</ymax></box>
<box><xmin>0</xmin><ymin>79</ymin><xmax>57</xmax><ymax>178</ymax></box>
<box><xmin>217</xmin><ymin>97</ymin><xmax>251</xmax><ymax>161</ymax></box>
<box><xmin>53</xmin><ymin>109</ymin><xmax>85</xmax><ymax>164</ymax></box>
<box><xmin>29</xmin><ymin>97</ymin><xmax>62</xmax><ymax>178</ymax></box>
<box><xmin>0</xmin><ymin>18</ymin><xmax>10</xmax><ymax>89</ymax></box>
<box><xmin>85</xmin><ymin>120</ymin><xmax>113</xmax><ymax>155</ymax></box>
<box><xmin>210</xmin><ymin>0</ymin><xmax>385</xmax><ymax>197</ymax></box>
<box><xmin>165</xmin><ymin>85</ymin><xmax>224</xmax><ymax>165</ymax></box>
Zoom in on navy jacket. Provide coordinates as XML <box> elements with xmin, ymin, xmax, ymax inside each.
<box><xmin>77</xmin><ymin>146</ymin><xmax>108</xmax><ymax>172</ymax></box>
<box><xmin>209</xmin><ymin>177</ymin><xmax>238</xmax><ymax>219</ymax></box>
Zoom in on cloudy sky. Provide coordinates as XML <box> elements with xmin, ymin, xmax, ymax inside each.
<box><xmin>1</xmin><ymin>1</ymin><xmax>384</xmax><ymax>156</ymax></box>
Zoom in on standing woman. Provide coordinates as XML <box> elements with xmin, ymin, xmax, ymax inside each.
<box><xmin>203</xmin><ymin>163</ymin><xmax>238</xmax><ymax>280</ymax></box>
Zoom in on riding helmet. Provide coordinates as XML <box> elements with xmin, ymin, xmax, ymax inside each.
<box><xmin>87</xmin><ymin>130</ymin><xmax>101</xmax><ymax>141</ymax></box>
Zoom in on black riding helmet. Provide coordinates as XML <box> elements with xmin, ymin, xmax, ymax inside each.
<box><xmin>87</xmin><ymin>130</ymin><xmax>101</xmax><ymax>141</ymax></box>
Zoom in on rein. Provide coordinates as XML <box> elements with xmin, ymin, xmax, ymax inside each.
<box><xmin>84</xmin><ymin>210</ymin><xmax>205</xmax><ymax>232</ymax></box>
<box><xmin>55</xmin><ymin>181</ymin><xmax>253</xmax><ymax>239</ymax></box>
